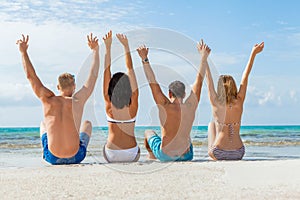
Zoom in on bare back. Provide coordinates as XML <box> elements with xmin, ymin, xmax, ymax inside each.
<box><xmin>137</xmin><ymin>41</ymin><xmax>209</xmax><ymax>158</ymax></box>
<box><xmin>105</xmin><ymin>103</ymin><xmax>138</xmax><ymax>150</ymax></box>
<box><xmin>159</xmin><ymin>101</ymin><xmax>195</xmax><ymax>157</ymax></box>
<box><xmin>103</xmin><ymin>31</ymin><xmax>139</xmax><ymax>150</ymax></box>
<box><xmin>17</xmin><ymin>33</ymin><xmax>100</xmax><ymax>159</ymax></box>
<box><xmin>212</xmin><ymin>98</ymin><xmax>244</xmax><ymax>150</ymax></box>
<box><xmin>206</xmin><ymin>42</ymin><xmax>265</xmax><ymax>151</ymax></box>
<box><xmin>41</xmin><ymin>96</ymin><xmax>85</xmax><ymax>157</ymax></box>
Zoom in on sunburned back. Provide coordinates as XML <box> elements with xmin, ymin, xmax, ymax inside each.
<box><xmin>212</xmin><ymin>98</ymin><xmax>244</xmax><ymax>150</ymax></box>
<box><xmin>106</xmin><ymin>105</ymin><xmax>137</xmax><ymax>149</ymax></box>
<box><xmin>42</xmin><ymin>96</ymin><xmax>81</xmax><ymax>157</ymax></box>
<box><xmin>160</xmin><ymin>102</ymin><xmax>194</xmax><ymax>157</ymax></box>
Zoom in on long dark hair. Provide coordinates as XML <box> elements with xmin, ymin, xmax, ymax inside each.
<box><xmin>108</xmin><ymin>72</ymin><xmax>132</xmax><ymax>109</ymax></box>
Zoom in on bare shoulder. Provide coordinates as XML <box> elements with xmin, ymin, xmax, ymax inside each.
<box><xmin>40</xmin><ymin>96</ymin><xmax>61</xmax><ymax>113</ymax></box>
<box><xmin>183</xmin><ymin>100</ymin><xmax>197</xmax><ymax>110</ymax></box>
<box><xmin>40</xmin><ymin>94</ymin><xmax>58</xmax><ymax>104</ymax></box>
<box><xmin>43</xmin><ymin>96</ymin><xmax>74</xmax><ymax>107</ymax></box>
<box><xmin>236</xmin><ymin>96</ymin><xmax>244</xmax><ymax>105</ymax></box>
<box><xmin>161</xmin><ymin>100</ymin><xmax>173</xmax><ymax>108</ymax></box>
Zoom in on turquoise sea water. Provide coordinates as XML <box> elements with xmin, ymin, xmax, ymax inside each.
<box><xmin>0</xmin><ymin>126</ymin><xmax>300</xmax><ymax>167</ymax></box>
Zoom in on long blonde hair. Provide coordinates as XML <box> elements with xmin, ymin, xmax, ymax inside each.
<box><xmin>217</xmin><ymin>75</ymin><xmax>238</xmax><ymax>104</ymax></box>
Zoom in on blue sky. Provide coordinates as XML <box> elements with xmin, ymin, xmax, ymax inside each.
<box><xmin>0</xmin><ymin>0</ymin><xmax>299</xmax><ymax>126</ymax></box>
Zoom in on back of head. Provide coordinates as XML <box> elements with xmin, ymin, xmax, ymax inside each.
<box><xmin>217</xmin><ymin>75</ymin><xmax>238</xmax><ymax>104</ymax></box>
<box><xmin>58</xmin><ymin>73</ymin><xmax>75</xmax><ymax>90</ymax></box>
<box><xmin>168</xmin><ymin>80</ymin><xmax>185</xmax><ymax>99</ymax></box>
<box><xmin>108</xmin><ymin>72</ymin><xmax>132</xmax><ymax>109</ymax></box>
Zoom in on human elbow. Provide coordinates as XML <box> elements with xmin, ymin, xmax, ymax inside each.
<box><xmin>26</xmin><ymin>72</ymin><xmax>33</xmax><ymax>80</ymax></box>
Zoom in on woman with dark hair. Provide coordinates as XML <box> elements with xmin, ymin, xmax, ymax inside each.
<box><xmin>205</xmin><ymin>42</ymin><xmax>264</xmax><ymax>160</ymax></box>
<box><xmin>102</xmin><ymin>30</ymin><xmax>139</xmax><ymax>162</ymax></box>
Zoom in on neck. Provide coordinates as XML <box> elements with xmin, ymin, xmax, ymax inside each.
<box><xmin>60</xmin><ymin>91</ymin><xmax>73</xmax><ymax>97</ymax></box>
<box><xmin>171</xmin><ymin>97</ymin><xmax>183</xmax><ymax>104</ymax></box>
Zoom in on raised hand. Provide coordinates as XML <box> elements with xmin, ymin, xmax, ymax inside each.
<box><xmin>136</xmin><ymin>45</ymin><xmax>149</xmax><ymax>60</ymax></box>
<box><xmin>103</xmin><ymin>30</ymin><xmax>112</xmax><ymax>49</ymax></box>
<box><xmin>197</xmin><ymin>39</ymin><xmax>211</xmax><ymax>60</ymax></box>
<box><xmin>16</xmin><ymin>34</ymin><xmax>29</xmax><ymax>53</ymax></box>
<box><xmin>87</xmin><ymin>33</ymin><xmax>99</xmax><ymax>51</ymax></box>
<box><xmin>252</xmin><ymin>42</ymin><xmax>264</xmax><ymax>55</ymax></box>
<box><xmin>116</xmin><ymin>33</ymin><xmax>129</xmax><ymax>47</ymax></box>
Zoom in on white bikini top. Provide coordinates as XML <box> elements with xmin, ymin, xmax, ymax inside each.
<box><xmin>106</xmin><ymin>114</ymin><xmax>136</xmax><ymax>124</ymax></box>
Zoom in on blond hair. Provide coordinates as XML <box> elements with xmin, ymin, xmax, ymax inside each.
<box><xmin>217</xmin><ymin>75</ymin><xmax>237</xmax><ymax>104</ymax></box>
<box><xmin>58</xmin><ymin>73</ymin><xmax>75</xmax><ymax>89</ymax></box>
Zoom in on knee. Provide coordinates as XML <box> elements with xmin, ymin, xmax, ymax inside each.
<box><xmin>208</xmin><ymin>122</ymin><xmax>215</xmax><ymax>129</ymax></box>
<box><xmin>81</xmin><ymin>120</ymin><xmax>92</xmax><ymax>136</ymax></box>
<box><xmin>83</xmin><ymin>120</ymin><xmax>92</xmax><ymax>128</ymax></box>
<box><xmin>208</xmin><ymin>122</ymin><xmax>216</xmax><ymax>133</ymax></box>
<box><xmin>40</xmin><ymin>121</ymin><xmax>46</xmax><ymax>129</ymax></box>
<box><xmin>144</xmin><ymin>130</ymin><xmax>155</xmax><ymax>139</ymax></box>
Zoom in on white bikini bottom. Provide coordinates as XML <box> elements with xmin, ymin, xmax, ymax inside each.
<box><xmin>103</xmin><ymin>144</ymin><xmax>140</xmax><ymax>163</ymax></box>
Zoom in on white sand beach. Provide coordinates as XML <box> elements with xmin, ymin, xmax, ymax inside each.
<box><xmin>1</xmin><ymin>159</ymin><xmax>300</xmax><ymax>199</ymax></box>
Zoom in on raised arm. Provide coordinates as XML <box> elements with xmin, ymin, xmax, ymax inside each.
<box><xmin>238</xmin><ymin>42</ymin><xmax>264</xmax><ymax>101</ymax></box>
<box><xmin>116</xmin><ymin>33</ymin><xmax>138</xmax><ymax>101</ymax></box>
<box><xmin>205</xmin><ymin>60</ymin><xmax>217</xmax><ymax>104</ymax></box>
<box><xmin>186</xmin><ymin>39</ymin><xmax>210</xmax><ymax>109</ymax></box>
<box><xmin>74</xmin><ymin>33</ymin><xmax>100</xmax><ymax>102</ymax></box>
<box><xmin>16</xmin><ymin>35</ymin><xmax>54</xmax><ymax>100</ymax></box>
<box><xmin>102</xmin><ymin>30</ymin><xmax>112</xmax><ymax>105</ymax></box>
<box><xmin>198</xmin><ymin>39</ymin><xmax>217</xmax><ymax>105</ymax></box>
<box><xmin>137</xmin><ymin>45</ymin><xmax>169</xmax><ymax>105</ymax></box>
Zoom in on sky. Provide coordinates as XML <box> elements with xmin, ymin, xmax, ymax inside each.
<box><xmin>0</xmin><ymin>0</ymin><xmax>299</xmax><ymax>127</ymax></box>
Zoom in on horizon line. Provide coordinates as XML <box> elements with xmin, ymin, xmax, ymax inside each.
<box><xmin>1</xmin><ymin>124</ymin><xmax>300</xmax><ymax>128</ymax></box>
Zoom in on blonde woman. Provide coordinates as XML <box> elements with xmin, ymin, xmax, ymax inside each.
<box><xmin>205</xmin><ymin>42</ymin><xmax>264</xmax><ymax>160</ymax></box>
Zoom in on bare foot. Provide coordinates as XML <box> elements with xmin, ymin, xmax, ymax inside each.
<box><xmin>147</xmin><ymin>152</ymin><xmax>156</xmax><ymax>160</ymax></box>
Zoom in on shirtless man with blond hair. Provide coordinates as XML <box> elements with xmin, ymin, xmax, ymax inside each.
<box><xmin>136</xmin><ymin>40</ymin><xmax>211</xmax><ymax>161</ymax></box>
<box><xmin>17</xmin><ymin>33</ymin><xmax>100</xmax><ymax>164</ymax></box>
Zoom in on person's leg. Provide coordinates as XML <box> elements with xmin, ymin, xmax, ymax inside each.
<box><xmin>144</xmin><ymin>130</ymin><xmax>157</xmax><ymax>159</ymax></box>
<box><xmin>80</xmin><ymin>120</ymin><xmax>92</xmax><ymax>137</ymax></box>
<box><xmin>40</xmin><ymin>121</ymin><xmax>47</xmax><ymax>152</ymax></box>
<box><xmin>207</xmin><ymin>122</ymin><xmax>217</xmax><ymax>160</ymax></box>
<box><xmin>71</xmin><ymin>120</ymin><xmax>92</xmax><ymax>164</ymax></box>
<box><xmin>39</xmin><ymin>121</ymin><xmax>55</xmax><ymax>163</ymax></box>
<box><xmin>79</xmin><ymin>120</ymin><xmax>92</xmax><ymax>151</ymax></box>
<box><xmin>132</xmin><ymin>147</ymin><xmax>141</xmax><ymax>162</ymax></box>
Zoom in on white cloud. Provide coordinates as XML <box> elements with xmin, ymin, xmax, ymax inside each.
<box><xmin>0</xmin><ymin>83</ymin><xmax>40</xmax><ymax>107</ymax></box>
<box><xmin>0</xmin><ymin>0</ymin><xmax>139</xmax><ymax>26</ymax></box>
<box><xmin>0</xmin><ymin>0</ymin><xmax>144</xmax><ymax>75</ymax></box>
<box><xmin>0</xmin><ymin>0</ymin><xmax>145</xmax><ymax>112</ymax></box>
<box><xmin>247</xmin><ymin>85</ymin><xmax>281</xmax><ymax>106</ymax></box>
<box><xmin>246</xmin><ymin>76</ymin><xmax>300</xmax><ymax>107</ymax></box>
<box><xmin>258</xmin><ymin>88</ymin><xmax>280</xmax><ymax>105</ymax></box>
<box><xmin>0</xmin><ymin>1</ymin><xmax>299</xmax><ymax>126</ymax></box>
<box><xmin>210</xmin><ymin>52</ymin><xmax>246</xmax><ymax>68</ymax></box>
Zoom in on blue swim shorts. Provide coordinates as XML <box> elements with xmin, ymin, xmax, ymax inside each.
<box><xmin>147</xmin><ymin>134</ymin><xmax>193</xmax><ymax>162</ymax></box>
<box><xmin>41</xmin><ymin>132</ymin><xmax>90</xmax><ymax>165</ymax></box>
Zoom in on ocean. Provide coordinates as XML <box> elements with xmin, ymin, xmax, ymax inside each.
<box><xmin>1</xmin><ymin>126</ymin><xmax>300</xmax><ymax>168</ymax></box>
